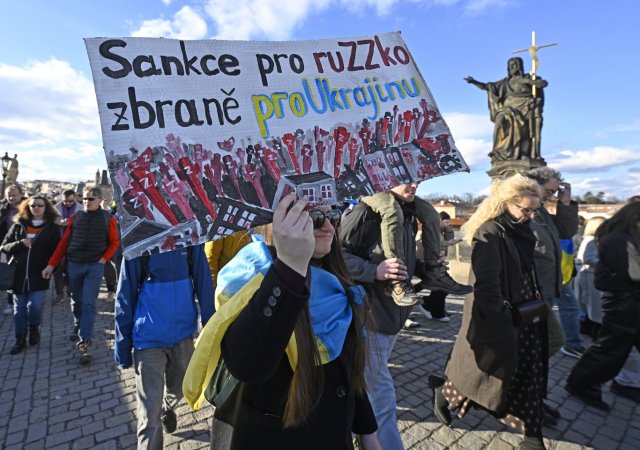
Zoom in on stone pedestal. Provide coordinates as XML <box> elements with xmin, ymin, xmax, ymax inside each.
<box><xmin>487</xmin><ymin>158</ymin><xmax>546</xmax><ymax>179</ymax></box>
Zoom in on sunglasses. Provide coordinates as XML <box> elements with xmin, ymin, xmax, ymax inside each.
<box><xmin>309</xmin><ymin>208</ymin><xmax>341</xmax><ymax>229</ymax></box>
<box><xmin>29</xmin><ymin>203</ymin><xmax>45</xmax><ymax>208</ymax></box>
<box><xmin>83</xmin><ymin>197</ymin><xmax>97</xmax><ymax>201</ymax></box>
<box><xmin>513</xmin><ymin>203</ymin><xmax>538</xmax><ymax>218</ymax></box>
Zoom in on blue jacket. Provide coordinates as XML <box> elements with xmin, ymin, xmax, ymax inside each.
<box><xmin>114</xmin><ymin>245</ymin><xmax>215</xmax><ymax>369</ymax></box>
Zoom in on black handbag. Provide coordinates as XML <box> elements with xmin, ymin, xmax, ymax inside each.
<box><xmin>506</xmin><ymin>267</ymin><xmax>547</xmax><ymax>326</ymax></box>
<box><xmin>510</xmin><ymin>298</ymin><xmax>547</xmax><ymax>326</ymax></box>
<box><xmin>0</xmin><ymin>257</ymin><xmax>16</xmax><ymax>291</ymax></box>
<box><xmin>204</xmin><ymin>357</ymin><xmax>239</xmax><ymax>408</ymax></box>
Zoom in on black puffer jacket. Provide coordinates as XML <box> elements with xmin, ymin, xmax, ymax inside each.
<box><xmin>1</xmin><ymin>219</ymin><xmax>60</xmax><ymax>294</ymax></box>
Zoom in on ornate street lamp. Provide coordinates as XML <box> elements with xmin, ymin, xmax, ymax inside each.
<box><xmin>1</xmin><ymin>152</ymin><xmax>11</xmax><ymax>196</ymax></box>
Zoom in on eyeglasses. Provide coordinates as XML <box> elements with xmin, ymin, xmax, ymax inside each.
<box><xmin>309</xmin><ymin>208</ymin><xmax>342</xmax><ymax>229</ymax></box>
<box><xmin>544</xmin><ymin>188</ymin><xmax>557</xmax><ymax>197</ymax></box>
<box><xmin>29</xmin><ymin>204</ymin><xmax>45</xmax><ymax>208</ymax></box>
<box><xmin>513</xmin><ymin>203</ymin><xmax>538</xmax><ymax>218</ymax></box>
<box><xmin>82</xmin><ymin>197</ymin><xmax>97</xmax><ymax>201</ymax></box>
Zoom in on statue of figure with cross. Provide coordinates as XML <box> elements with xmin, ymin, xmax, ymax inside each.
<box><xmin>465</xmin><ymin>32</ymin><xmax>557</xmax><ymax>177</ymax></box>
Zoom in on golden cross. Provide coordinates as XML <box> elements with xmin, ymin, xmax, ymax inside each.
<box><xmin>513</xmin><ymin>31</ymin><xmax>558</xmax><ymax>96</ymax></box>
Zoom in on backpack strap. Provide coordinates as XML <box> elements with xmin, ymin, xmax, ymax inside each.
<box><xmin>140</xmin><ymin>246</ymin><xmax>195</xmax><ymax>286</ymax></box>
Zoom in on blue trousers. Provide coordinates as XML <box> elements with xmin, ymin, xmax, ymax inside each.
<box><xmin>13</xmin><ymin>290</ymin><xmax>46</xmax><ymax>336</ymax></box>
<box><xmin>551</xmin><ymin>283</ymin><xmax>583</xmax><ymax>350</ymax></box>
<box><xmin>67</xmin><ymin>261</ymin><xmax>104</xmax><ymax>343</ymax></box>
<box><xmin>365</xmin><ymin>332</ymin><xmax>404</xmax><ymax>450</ymax></box>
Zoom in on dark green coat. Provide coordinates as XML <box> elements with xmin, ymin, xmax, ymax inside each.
<box><xmin>530</xmin><ymin>201</ymin><xmax>579</xmax><ymax>300</ymax></box>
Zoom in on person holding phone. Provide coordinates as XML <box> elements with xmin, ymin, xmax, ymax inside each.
<box><xmin>185</xmin><ymin>193</ymin><xmax>381</xmax><ymax>450</ymax></box>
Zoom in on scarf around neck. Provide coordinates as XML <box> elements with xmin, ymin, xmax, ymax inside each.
<box><xmin>495</xmin><ymin>212</ymin><xmax>536</xmax><ymax>270</ymax></box>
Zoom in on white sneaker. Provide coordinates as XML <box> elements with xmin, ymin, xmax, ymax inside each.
<box><xmin>2</xmin><ymin>304</ymin><xmax>13</xmax><ymax>315</ymax></box>
<box><xmin>404</xmin><ymin>318</ymin><xmax>420</xmax><ymax>329</ymax></box>
<box><xmin>417</xmin><ymin>304</ymin><xmax>432</xmax><ymax>320</ymax></box>
<box><xmin>436</xmin><ymin>315</ymin><xmax>451</xmax><ymax>322</ymax></box>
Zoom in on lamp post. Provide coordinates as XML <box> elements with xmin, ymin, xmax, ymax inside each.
<box><xmin>1</xmin><ymin>152</ymin><xmax>11</xmax><ymax>197</ymax></box>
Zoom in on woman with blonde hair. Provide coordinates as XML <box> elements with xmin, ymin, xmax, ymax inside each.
<box><xmin>429</xmin><ymin>174</ymin><xmax>549</xmax><ymax>450</ymax></box>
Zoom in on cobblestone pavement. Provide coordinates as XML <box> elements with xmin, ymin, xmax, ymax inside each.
<box><xmin>1</xmin><ymin>287</ymin><xmax>638</xmax><ymax>449</ymax></box>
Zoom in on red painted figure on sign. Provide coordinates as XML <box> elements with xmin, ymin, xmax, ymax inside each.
<box><xmin>379</xmin><ymin>116</ymin><xmax>390</xmax><ymax>148</ymax></box>
<box><xmin>347</xmin><ymin>137</ymin><xmax>360</xmax><ymax>170</ymax></box>
<box><xmin>221</xmin><ymin>155</ymin><xmax>245</xmax><ymax>203</ymax></box>
<box><xmin>255</xmin><ymin>144</ymin><xmax>282</xmax><ymax>184</ymax></box>
<box><xmin>301</xmin><ymin>143</ymin><xmax>314</xmax><ymax>174</ymax></box>
<box><xmin>122</xmin><ymin>182</ymin><xmax>154</xmax><ymax>221</ymax></box>
<box><xmin>243</xmin><ymin>163</ymin><xmax>269</xmax><ymax>208</ymax></box>
<box><xmin>417</xmin><ymin>98</ymin><xmax>441</xmax><ymax>139</ymax></box>
<box><xmin>333</xmin><ymin>126</ymin><xmax>350</xmax><ymax>178</ymax></box>
<box><xmin>165</xmin><ymin>134</ymin><xmax>185</xmax><ymax>157</ymax></box>
<box><xmin>281</xmin><ymin>132</ymin><xmax>302</xmax><ymax>175</ymax></box>
<box><xmin>359</xmin><ymin>120</ymin><xmax>372</xmax><ymax>155</ymax></box>
<box><xmin>160</xmin><ymin>171</ymin><xmax>196</xmax><ymax>221</ymax></box>
<box><xmin>315</xmin><ymin>140</ymin><xmax>326</xmax><ymax>172</ymax></box>
<box><xmin>129</xmin><ymin>168</ymin><xmax>179</xmax><ymax>225</ymax></box>
<box><xmin>176</xmin><ymin>157</ymin><xmax>218</xmax><ymax>220</ymax></box>
<box><xmin>314</xmin><ymin>126</ymin><xmax>330</xmax><ymax>173</ymax></box>
<box><xmin>207</xmin><ymin>154</ymin><xmax>226</xmax><ymax>198</ymax></box>
<box><xmin>127</xmin><ymin>147</ymin><xmax>154</xmax><ymax>172</ymax></box>
<box><xmin>403</xmin><ymin>110</ymin><xmax>415</xmax><ymax>143</ymax></box>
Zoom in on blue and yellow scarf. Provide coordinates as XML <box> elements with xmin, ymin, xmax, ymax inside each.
<box><xmin>183</xmin><ymin>241</ymin><xmax>364</xmax><ymax>409</ymax></box>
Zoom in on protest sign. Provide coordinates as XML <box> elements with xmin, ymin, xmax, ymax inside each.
<box><xmin>85</xmin><ymin>32</ymin><xmax>469</xmax><ymax>259</ymax></box>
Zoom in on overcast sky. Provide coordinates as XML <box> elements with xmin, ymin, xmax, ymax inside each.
<box><xmin>1</xmin><ymin>0</ymin><xmax>638</xmax><ymax>199</ymax></box>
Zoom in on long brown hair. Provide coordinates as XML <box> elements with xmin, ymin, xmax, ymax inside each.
<box><xmin>281</xmin><ymin>233</ymin><xmax>369</xmax><ymax>428</ymax></box>
<box><xmin>15</xmin><ymin>195</ymin><xmax>59</xmax><ymax>224</ymax></box>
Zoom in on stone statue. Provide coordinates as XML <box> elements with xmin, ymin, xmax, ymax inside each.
<box><xmin>5</xmin><ymin>154</ymin><xmax>19</xmax><ymax>186</ymax></box>
<box><xmin>466</xmin><ymin>57</ymin><xmax>548</xmax><ymax>172</ymax></box>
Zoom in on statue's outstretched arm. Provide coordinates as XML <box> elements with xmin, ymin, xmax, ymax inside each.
<box><xmin>464</xmin><ymin>76</ymin><xmax>487</xmax><ymax>90</ymax></box>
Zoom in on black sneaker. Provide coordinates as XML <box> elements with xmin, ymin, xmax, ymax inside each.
<box><xmin>560</xmin><ymin>346</ymin><xmax>585</xmax><ymax>359</ymax></box>
<box><xmin>161</xmin><ymin>409</ymin><xmax>177</xmax><ymax>433</ymax></box>
<box><xmin>565</xmin><ymin>382</ymin><xmax>610</xmax><ymax>411</ymax></box>
<box><xmin>78</xmin><ymin>341</ymin><xmax>93</xmax><ymax>365</ymax></box>
<box><xmin>388</xmin><ymin>280</ymin><xmax>421</xmax><ymax>306</ymax></box>
<box><xmin>10</xmin><ymin>335</ymin><xmax>26</xmax><ymax>355</ymax></box>
<box><xmin>69</xmin><ymin>326</ymin><xmax>80</xmax><ymax>342</ymax></box>
<box><xmin>610</xmin><ymin>380</ymin><xmax>640</xmax><ymax>403</ymax></box>
<box><xmin>419</xmin><ymin>269</ymin><xmax>473</xmax><ymax>296</ymax></box>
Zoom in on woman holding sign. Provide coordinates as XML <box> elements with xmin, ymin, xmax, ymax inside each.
<box><xmin>184</xmin><ymin>192</ymin><xmax>381</xmax><ymax>450</ymax></box>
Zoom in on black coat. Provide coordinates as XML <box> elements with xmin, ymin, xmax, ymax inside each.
<box><xmin>216</xmin><ymin>263</ymin><xmax>376</xmax><ymax>450</ymax></box>
<box><xmin>445</xmin><ymin>219</ymin><xmax>548</xmax><ymax>413</ymax></box>
<box><xmin>1</xmin><ymin>219</ymin><xmax>60</xmax><ymax>294</ymax></box>
<box><xmin>0</xmin><ymin>199</ymin><xmax>25</xmax><ymax>242</ymax></box>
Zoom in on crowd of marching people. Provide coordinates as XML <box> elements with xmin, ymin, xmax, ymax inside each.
<box><xmin>2</xmin><ymin>167</ymin><xmax>639</xmax><ymax>450</ymax></box>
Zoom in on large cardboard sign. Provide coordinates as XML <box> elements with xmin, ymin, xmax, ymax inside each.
<box><xmin>85</xmin><ymin>32</ymin><xmax>469</xmax><ymax>259</ymax></box>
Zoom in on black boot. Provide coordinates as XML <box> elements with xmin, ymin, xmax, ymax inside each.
<box><xmin>428</xmin><ymin>374</ymin><xmax>452</xmax><ymax>426</ymax></box>
<box><xmin>10</xmin><ymin>335</ymin><xmax>26</xmax><ymax>355</ymax></box>
<box><xmin>29</xmin><ymin>325</ymin><xmax>41</xmax><ymax>346</ymax></box>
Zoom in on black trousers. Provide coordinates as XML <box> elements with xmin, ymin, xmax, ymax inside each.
<box><xmin>568</xmin><ymin>292</ymin><xmax>640</xmax><ymax>389</ymax></box>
